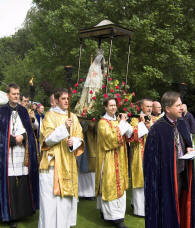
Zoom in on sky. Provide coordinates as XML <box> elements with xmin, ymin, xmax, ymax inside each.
<box><xmin>0</xmin><ymin>0</ymin><xmax>33</xmax><ymax>38</ymax></box>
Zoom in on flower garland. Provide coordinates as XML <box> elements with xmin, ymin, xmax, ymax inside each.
<box><xmin>71</xmin><ymin>75</ymin><xmax>139</xmax><ymax>121</ymax></box>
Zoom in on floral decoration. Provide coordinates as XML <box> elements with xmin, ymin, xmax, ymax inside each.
<box><xmin>71</xmin><ymin>77</ymin><xmax>139</xmax><ymax>121</ymax></box>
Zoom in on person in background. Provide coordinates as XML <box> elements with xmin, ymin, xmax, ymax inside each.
<box><xmin>35</xmin><ymin>104</ymin><xmax>45</xmax><ymax>134</ymax></box>
<box><xmin>20</xmin><ymin>94</ymin><xmax>39</xmax><ymax>131</ymax></box>
<box><xmin>130</xmin><ymin>98</ymin><xmax>160</xmax><ymax>217</ymax></box>
<box><xmin>35</xmin><ymin>104</ymin><xmax>45</xmax><ymax>156</ymax></box>
<box><xmin>182</xmin><ymin>104</ymin><xmax>195</xmax><ymax>134</ymax></box>
<box><xmin>144</xmin><ymin>91</ymin><xmax>195</xmax><ymax>228</ymax></box>
<box><xmin>152</xmin><ymin>101</ymin><xmax>162</xmax><ymax>117</ymax></box>
<box><xmin>32</xmin><ymin>102</ymin><xmax>38</xmax><ymax>113</ymax></box>
<box><xmin>0</xmin><ymin>83</ymin><xmax>39</xmax><ymax>228</ymax></box>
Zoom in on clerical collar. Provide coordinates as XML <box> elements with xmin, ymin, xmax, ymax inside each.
<box><xmin>166</xmin><ymin>115</ymin><xmax>177</xmax><ymax>125</ymax></box>
<box><xmin>53</xmin><ymin>105</ymin><xmax>67</xmax><ymax>115</ymax></box>
<box><xmin>8</xmin><ymin>102</ymin><xmax>18</xmax><ymax>111</ymax></box>
<box><xmin>103</xmin><ymin>113</ymin><xmax>116</xmax><ymax>121</ymax></box>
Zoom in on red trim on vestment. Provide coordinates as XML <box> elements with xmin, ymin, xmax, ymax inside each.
<box><xmin>174</xmin><ymin>143</ymin><xmax>181</xmax><ymax>224</ymax></box>
<box><xmin>114</xmin><ymin>149</ymin><xmax>121</xmax><ymax>198</ymax></box>
<box><xmin>7</xmin><ymin>120</ymin><xmax>12</xmax><ymax>215</ymax></box>
<box><xmin>123</xmin><ymin>138</ymin><xmax>127</xmax><ymax>189</ymax></box>
<box><xmin>180</xmin><ymin>160</ymin><xmax>192</xmax><ymax>228</ymax></box>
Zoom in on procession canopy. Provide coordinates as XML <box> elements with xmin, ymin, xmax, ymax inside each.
<box><xmin>79</xmin><ymin>20</ymin><xmax>132</xmax><ymax>40</ymax></box>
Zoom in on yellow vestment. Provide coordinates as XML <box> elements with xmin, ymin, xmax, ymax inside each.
<box><xmin>95</xmin><ymin>118</ymin><xmax>129</xmax><ymax>201</ymax></box>
<box><xmin>130</xmin><ymin>116</ymin><xmax>160</xmax><ymax>188</ymax></box>
<box><xmin>39</xmin><ymin>111</ymin><xmax>84</xmax><ymax>198</ymax></box>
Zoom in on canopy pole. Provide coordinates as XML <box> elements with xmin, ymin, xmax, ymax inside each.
<box><xmin>106</xmin><ymin>36</ymin><xmax>113</xmax><ymax>93</ymax></box>
<box><xmin>77</xmin><ymin>39</ymin><xmax>83</xmax><ymax>83</ymax></box>
<box><xmin>98</xmin><ymin>38</ymin><xmax>102</xmax><ymax>48</ymax></box>
<box><xmin>125</xmin><ymin>37</ymin><xmax>131</xmax><ymax>86</ymax></box>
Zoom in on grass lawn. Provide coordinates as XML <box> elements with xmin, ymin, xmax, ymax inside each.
<box><xmin>0</xmin><ymin>189</ymin><xmax>145</xmax><ymax>228</ymax></box>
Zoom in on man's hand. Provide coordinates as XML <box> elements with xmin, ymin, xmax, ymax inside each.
<box><xmin>15</xmin><ymin>135</ymin><xmax>24</xmax><ymax>145</ymax></box>
<box><xmin>67</xmin><ymin>137</ymin><xmax>73</xmax><ymax>147</ymax></box>
<box><xmin>140</xmin><ymin>114</ymin><xmax>145</xmax><ymax>123</ymax></box>
<box><xmin>29</xmin><ymin>112</ymin><xmax>34</xmax><ymax>119</ymax></box>
<box><xmin>140</xmin><ymin>114</ymin><xmax>151</xmax><ymax>129</ymax></box>
<box><xmin>186</xmin><ymin>147</ymin><xmax>194</xmax><ymax>154</ymax></box>
<box><xmin>118</xmin><ymin>113</ymin><xmax>128</xmax><ymax>122</ymax></box>
<box><xmin>65</xmin><ymin>118</ymin><xmax>72</xmax><ymax>128</ymax></box>
<box><xmin>145</xmin><ymin>121</ymin><xmax>151</xmax><ymax>129</ymax></box>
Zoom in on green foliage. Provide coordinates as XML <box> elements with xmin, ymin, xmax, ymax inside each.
<box><xmin>0</xmin><ymin>0</ymin><xmax>194</xmax><ymax>111</ymax></box>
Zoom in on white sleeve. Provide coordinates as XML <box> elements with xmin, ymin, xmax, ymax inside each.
<box><xmin>68</xmin><ymin>137</ymin><xmax>82</xmax><ymax>152</ymax></box>
<box><xmin>118</xmin><ymin>120</ymin><xmax>133</xmax><ymax>138</ymax></box>
<box><xmin>138</xmin><ymin>122</ymin><xmax>149</xmax><ymax>138</ymax></box>
<box><xmin>125</xmin><ymin>124</ymin><xmax>133</xmax><ymax>138</ymax></box>
<box><xmin>45</xmin><ymin>124</ymin><xmax>69</xmax><ymax>147</ymax></box>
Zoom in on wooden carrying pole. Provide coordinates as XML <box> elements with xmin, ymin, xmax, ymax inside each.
<box><xmin>125</xmin><ymin>37</ymin><xmax>131</xmax><ymax>85</ymax></box>
<box><xmin>65</xmin><ymin>66</ymin><xmax>73</xmax><ymax>118</ymax></box>
<box><xmin>106</xmin><ymin>36</ymin><xmax>113</xmax><ymax>94</ymax></box>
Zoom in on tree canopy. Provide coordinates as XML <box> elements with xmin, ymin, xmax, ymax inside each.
<box><xmin>0</xmin><ymin>0</ymin><xmax>194</xmax><ymax>111</ymax></box>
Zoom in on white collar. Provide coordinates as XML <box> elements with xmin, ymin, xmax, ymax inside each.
<box><xmin>53</xmin><ymin>106</ymin><xmax>67</xmax><ymax>115</ymax></box>
<box><xmin>103</xmin><ymin>113</ymin><xmax>116</xmax><ymax>121</ymax></box>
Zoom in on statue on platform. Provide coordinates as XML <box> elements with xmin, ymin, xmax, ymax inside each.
<box><xmin>75</xmin><ymin>49</ymin><xmax>105</xmax><ymax>115</ymax></box>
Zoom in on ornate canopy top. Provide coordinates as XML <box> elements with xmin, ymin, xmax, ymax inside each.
<box><xmin>79</xmin><ymin>20</ymin><xmax>132</xmax><ymax>40</ymax></box>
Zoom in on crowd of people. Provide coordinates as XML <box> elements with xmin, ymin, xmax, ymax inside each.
<box><xmin>0</xmin><ymin>83</ymin><xmax>195</xmax><ymax>228</ymax></box>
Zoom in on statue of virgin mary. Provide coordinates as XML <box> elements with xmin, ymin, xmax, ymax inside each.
<box><xmin>75</xmin><ymin>49</ymin><xmax>105</xmax><ymax>115</ymax></box>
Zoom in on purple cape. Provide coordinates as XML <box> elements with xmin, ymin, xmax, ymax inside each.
<box><xmin>144</xmin><ymin>116</ymin><xmax>195</xmax><ymax>228</ymax></box>
<box><xmin>0</xmin><ymin>104</ymin><xmax>39</xmax><ymax>222</ymax></box>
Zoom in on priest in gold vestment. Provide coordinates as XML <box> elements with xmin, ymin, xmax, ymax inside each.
<box><xmin>38</xmin><ymin>89</ymin><xmax>84</xmax><ymax>228</ymax></box>
<box><xmin>96</xmin><ymin>97</ymin><xmax>133</xmax><ymax>228</ymax></box>
<box><xmin>130</xmin><ymin>99</ymin><xmax>160</xmax><ymax>217</ymax></box>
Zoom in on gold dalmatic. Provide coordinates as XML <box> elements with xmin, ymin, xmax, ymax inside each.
<box><xmin>95</xmin><ymin>118</ymin><xmax>129</xmax><ymax>201</ymax></box>
<box><xmin>39</xmin><ymin>111</ymin><xmax>84</xmax><ymax>198</ymax></box>
<box><xmin>130</xmin><ymin>116</ymin><xmax>160</xmax><ymax>188</ymax></box>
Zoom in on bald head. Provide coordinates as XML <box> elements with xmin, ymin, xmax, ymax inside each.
<box><xmin>152</xmin><ymin>101</ymin><xmax>162</xmax><ymax>116</ymax></box>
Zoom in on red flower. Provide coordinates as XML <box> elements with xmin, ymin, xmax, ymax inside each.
<box><xmin>123</xmin><ymin>107</ymin><xmax>127</xmax><ymax>112</ymax></box>
<box><xmin>102</xmin><ymin>85</ymin><xmax>106</xmax><ymax>89</ymax></box>
<box><xmin>108</xmin><ymin>77</ymin><xmax>112</xmax><ymax>81</ymax></box>
<box><xmin>115</xmin><ymin>85</ymin><xmax>119</xmax><ymax>89</ymax></box>
<box><xmin>109</xmin><ymin>66</ymin><xmax>113</xmax><ymax>70</ymax></box>
<box><xmin>74</xmin><ymin>83</ymin><xmax>79</xmax><ymax>87</ymax></box>
<box><xmin>92</xmin><ymin>96</ymin><xmax>96</xmax><ymax>100</ymax></box>
<box><xmin>70</xmin><ymin>87</ymin><xmax>72</xmax><ymax>91</ymax></box>
<box><xmin>89</xmin><ymin>90</ymin><xmax>93</xmax><ymax>94</ymax></box>
<box><xmin>104</xmin><ymin>94</ymin><xmax>108</xmax><ymax>98</ymax></box>
<box><xmin>116</xmin><ymin>97</ymin><xmax>121</xmax><ymax>102</ymax></box>
<box><xmin>110</xmin><ymin>89</ymin><xmax>114</xmax><ymax>93</ymax></box>
<box><xmin>92</xmin><ymin>117</ymin><xmax>96</xmax><ymax>122</ymax></box>
<box><xmin>104</xmin><ymin>73</ymin><xmax>108</xmax><ymax>77</ymax></box>
<box><xmin>124</xmin><ymin>98</ymin><xmax>128</xmax><ymax>102</ymax></box>
<box><xmin>136</xmin><ymin>105</ymin><xmax>140</xmax><ymax>111</ymax></box>
<box><xmin>122</xmin><ymin>81</ymin><xmax>126</xmax><ymax>85</ymax></box>
<box><xmin>115</xmin><ymin>93</ymin><xmax>120</xmax><ymax>97</ymax></box>
<box><xmin>128</xmin><ymin>112</ymin><xmax>132</xmax><ymax>117</ymax></box>
<box><xmin>132</xmin><ymin>92</ymin><xmax>135</xmax><ymax>96</ymax></box>
<box><xmin>81</xmin><ymin>112</ymin><xmax>86</xmax><ymax>117</ymax></box>
<box><xmin>79</xmin><ymin>78</ymin><xmax>84</xmax><ymax>82</ymax></box>
<box><xmin>131</xmin><ymin>103</ymin><xmax>134</xmax><ymax>108</ymax></box>
<box><xmin>72</xmin><ymin>89</ymin><xmax>77</xmax><ymax>94</ymax></box>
